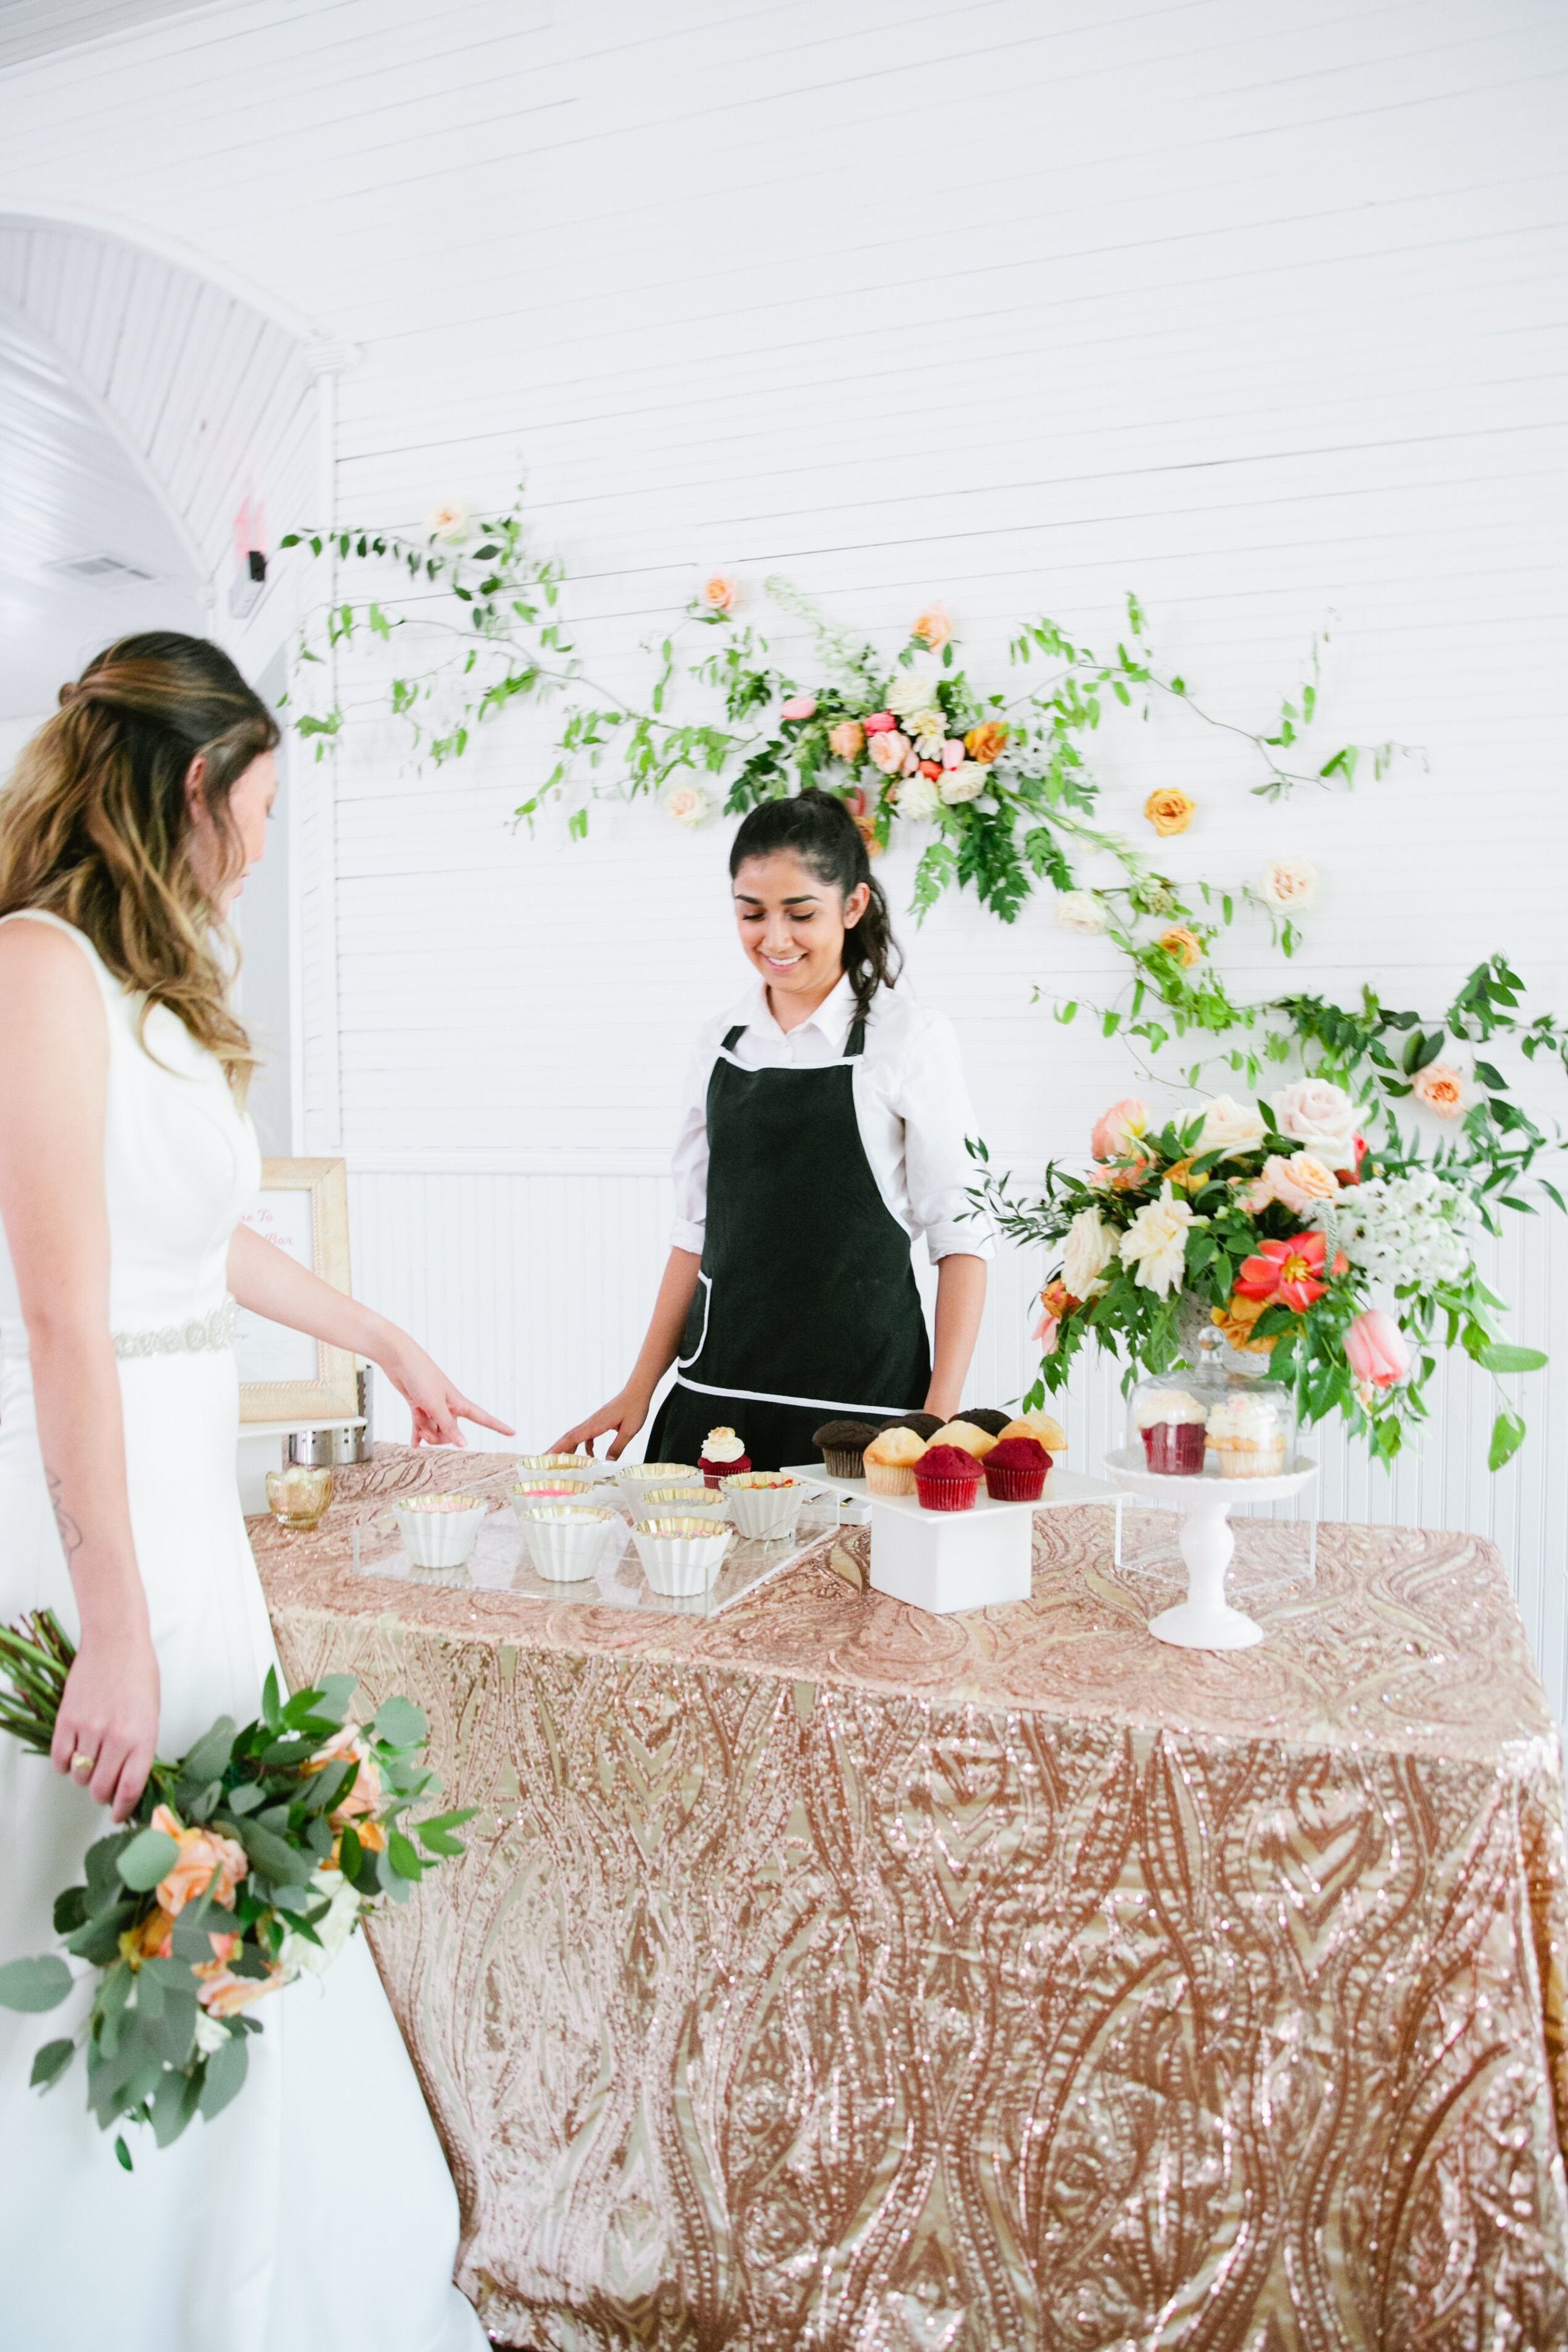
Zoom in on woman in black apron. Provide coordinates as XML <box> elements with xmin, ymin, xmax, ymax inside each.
<box><xmin>554</xmin><ymin>792</ymin><xmax>991</xmax><ymax>1471</ymax></box>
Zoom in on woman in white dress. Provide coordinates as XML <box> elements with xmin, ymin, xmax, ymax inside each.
<box><xmin>0</xmin><ymin>635</ymin><xmax>501</xmax><ymax>2350</ymax></box>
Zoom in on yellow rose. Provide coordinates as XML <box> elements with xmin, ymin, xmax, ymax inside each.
<box><xmin>1144</xmin><ymin>788</ymin><xmax>1195</xmax><ymax>837</ymax></box>
<box><xmin>1157</xmin><ymin>926</ymin><xmax>1203</xmax><ymax>969</ymax></box>
<box><xmin>964</xmin><ymin>720</ymin><xmax>1009</xmax><ymax>765</ymax></box>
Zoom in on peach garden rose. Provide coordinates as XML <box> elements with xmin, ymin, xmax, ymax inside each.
<box><xmin>1143</xmin><ymin>788</ymin><xmax>1195</xmax><ymax>837</ymax></box>
<box><xmin>1412</xmin><ymin>1062</ymin><xmax>1465</xmax><ymax>1118</ymax></box>
<box><xmin>149</xmin><ymin>1804</ymin><xmax>248</xmax><ymax>1916</ymax></box>
<box><xmin>911</xmin><ymin>602</ymin><xmax>951</xmax><ymax>649</ymax></box>
<box><xmin>827</xmin><ymin>719</ymin><xmax>864</xmax><ymax>762</ymax></box>
<box><xmin>701</xmin><ymin>572</ymin><xmax>738</xmax><ymax>614</ymax></box>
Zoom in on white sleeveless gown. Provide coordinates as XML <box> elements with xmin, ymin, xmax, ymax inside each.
<box><xmin>0</xmin><ymin>913</ymin><xmax>483</xmax><ymax>2352</ymax></box>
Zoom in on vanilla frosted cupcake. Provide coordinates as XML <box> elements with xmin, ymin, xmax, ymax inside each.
<box><xmin>699</xmin><ymin>1426</ymin><xmax>750</xmax><ymax>1488</ymax></box>
<box><xmin>862</xmin><ymin>1425</ymin><xmax>928</xmax><ymax>1496</ymax></box>
<box><xmin>930</xmin><ymin>1419</ymin><xmax>999</xmax><ymax>1460</ymax></box>
<box><xmin>1205</xmin><ymin>1392</ymin><xmax>1288</xmax><ymax>1479</ymax></box>
<box><xmin>1133</xmin><ymin>1389</ymin><xmax>1207</xmax><ymax>1476</ymax></box>
<box><xmin>997</xmin><ymin>1411</ymin><xmax>1068</xmax><ymax>1454</ymax></box>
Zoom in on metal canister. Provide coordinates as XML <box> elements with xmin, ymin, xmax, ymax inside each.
<box><xmin>287</xmin><ymin>1367</ymin><xmax>373</xmax><ymax>1466</ymax></box>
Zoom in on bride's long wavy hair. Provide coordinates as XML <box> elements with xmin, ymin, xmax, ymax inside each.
<box><xmin>0</xmin><ymin>632</ymin><xmax>278</xmax><ymax>1096</ymax></box>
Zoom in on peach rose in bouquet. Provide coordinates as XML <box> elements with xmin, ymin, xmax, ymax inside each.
<box><xmin>827</xmin><ymin>719</ymin><xmax>864</xmax><ymax>763</ymax></box>
<box><xmin>1412</xmin><ymin>1062</ymin><xmax>1465</xmax><ymax>1118</ymax></box>
<box><xmin>149</xmin><ymin>1804</ymin><xmax>248</xmax><ymax>1915</ymax></box>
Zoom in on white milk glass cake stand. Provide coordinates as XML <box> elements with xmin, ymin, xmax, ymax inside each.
<box><xmin>1103</xmin><ymin>1449</ymin><xmax>1319</xmax><ymax>1650</ymax></box>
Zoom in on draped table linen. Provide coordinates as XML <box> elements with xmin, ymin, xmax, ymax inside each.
<box><xmin>252</xmin><ymin>1447</ymin><xmax>1568</xmax><ymax>2351</ymax></box>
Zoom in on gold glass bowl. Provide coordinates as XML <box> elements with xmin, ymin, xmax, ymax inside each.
<box><xmin>266</xmin><ymin>1465</ymin><xmax>333</xmax><ymax>1529</ymax></box>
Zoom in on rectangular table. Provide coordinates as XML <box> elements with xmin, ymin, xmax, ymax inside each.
<box><xmin>253</xmin><ymin>1446</ymin><xmax>1568</xmax><ymax>2350</ymax></box>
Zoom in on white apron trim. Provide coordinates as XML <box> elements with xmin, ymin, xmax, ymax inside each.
<box><xmin>670</xmin><ymin>1371</ymin><xmax>914</xmax><ymax>1418</ymax></box>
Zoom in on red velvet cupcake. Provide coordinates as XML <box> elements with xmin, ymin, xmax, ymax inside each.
<box><xmin>913</xmin><ymin>1443</ymin><xmax>983</xmax><ymax>1513</ymax></box>
<box><xmin>982</xmin><ymin>1435</ymin><xmax>1051</xmax><ymax>1502</ymax></box>
<box><xmin>699</xmin><ymin>1426</ymin><xmax>751</xmax><ymax>1488</ymax></box>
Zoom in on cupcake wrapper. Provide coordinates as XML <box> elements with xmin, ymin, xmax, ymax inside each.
<box><xmin>1141</xmin><ymin>1422</ymin><xmax>1207</xmax><ymax>1476</ymax></box>
<box><xmin>864</xmin><ymin>1463</ymin><xmax>918</xmax><ymax>1496</ymax></box>
<box><xmin>982</xmin><ymin>1465</ymin><xmax>1047</xmax><ymax>1502</ymax></box>
<box><xmin>701</xmin><ymin>1457</ymin><xmax>751</xmax><ymax>1488</ymax></box>
<box><xmin>822</xmin><ymin>1448</ymin><xmax>869</xmax><ymax>1480</ymax></box>
<box><xmin>914</xmin><ymin>1475</ymin><xmax>980</xmax><ymax>1513</ymax></box>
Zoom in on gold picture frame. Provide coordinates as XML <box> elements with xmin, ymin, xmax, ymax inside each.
<box><xmin>235</xmin><ymin>1157</ymin><xmax>358</xmax><ymax>1424</ymax></box>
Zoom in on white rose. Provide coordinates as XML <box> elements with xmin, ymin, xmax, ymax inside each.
<box><xmin>898</xmin><ymin>773</ymin><xmax>940</xmax><ymax>822</ymax></box>
<box><xmin>194</xmin><ymin>2010</ymin><xmax>230</xmax><ymax>2057</ymax></box>
<box><xmin>1054</xmin><ymin>890</ymin><xmax>1109</xmax><ymax>936</ymax></box>
<box><xmin>1118</xmin><ymin>1184</ymin><xmax>1200</xmax><ymax>1299</ymax></box>
<box><xmin>664</xmin><ymin>783</ymin><xmax>709</xmax><ymax>829</ymax></box>
<box><xmin>1062</xmin><ymin>1207</ymin><xmax>1117</xmax><ymax>1299</ymax></box>
<box><xmin>940</xmin><ymin>761</ymin><xmax>987</xmax><ymax>805</ymax></box>
<box><xmin>884</xmin><ymin>669</ymin><xmax>941</xmax><ymax>718</ymax></box>
<box><xmin>1195</xmin><ymin>1093</ymin><xmax>1266</xmax><ymax>1159</ymax></box>
<box><xmin>278</xmin><ymin>1873</ymin><xmax>364</xmax><ymax>1980</ymax></box>
<box><xmin>907</xmin><ymin>708</ymin><xmax>946</xmax><ymax>744</ymax></box>
<box><xmin>424</xmin><ymin>499</ymin><xmax>471</xmax><ymax>543</ymax></box>
<box><xmin>1256</xmin><ymin>856</ymin><xmax>1318</xmax><ymax>911</ymax></box>
<box><xmin>1271</xmin><ymin>1078</ymin><xmax>1359</xmax><ymax>1159</ymax></box>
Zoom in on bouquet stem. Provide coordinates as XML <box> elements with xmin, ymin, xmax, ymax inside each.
<box><xmin>0</xmin><ymin>1609</ymin><xmax>75</xmax><ymax>1756</ymax></box>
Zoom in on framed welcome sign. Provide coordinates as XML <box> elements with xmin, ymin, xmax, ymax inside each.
<box><xmin>235</xmin><ymin>1157</ymin><xmax>358</xmax><ymax>1423</ymax></box>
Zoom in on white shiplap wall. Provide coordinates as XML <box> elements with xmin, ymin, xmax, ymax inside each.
<box><xmin>1</xmin><ymin>3</ymin><xmax>1565</xmax><ymax>1700</ymax></box>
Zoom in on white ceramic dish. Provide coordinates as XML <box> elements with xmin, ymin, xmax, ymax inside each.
<box><xmin>640</xmin><ymin>1482</ymin><xmax>727</xmax><ymax>1520</ymax></box>
<box><xmin>516</xmin><ymin>1503</ymin><xmax>619</xmax><ymax>1582</ymax></box>
<box><xmin>509</xmin><ymin>1477</ymin><xmax>598</xmax><ymax>1518</ymax></box>
<box><xmin>720</xmin><ymin>1474</ymin><xmax>808</xmax><ymax>1542</ymax></box>
<box><xmin>630</xmin><ymin>1515</ymin><xmax>731</xmax><ymax>1597</ymax></box>
<box><xmin>514</xmin><ymin>1451</ymin><xmax>602</xmax><ymax>1477</ymax></box>
<box><xmin>615</xmin><ymin>1463</ymin><xmax>699</xmax><ymax>1510</ymax></box>
<box><xmin>392</xmin><ymin>1493</ymin><xmax>488</xmax><ymax>1571</ymax></box>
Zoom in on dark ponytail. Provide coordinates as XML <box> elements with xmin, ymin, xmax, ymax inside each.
<box><xmin>729</xmin><ymin>788</ymin><xmax>901</xmax><ymax>1018</ymax></box>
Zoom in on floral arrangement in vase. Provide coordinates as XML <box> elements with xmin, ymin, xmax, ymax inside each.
<box><xmin>0</xmin><ymin>1616</ymin><xmax>473</xmax><ymax>2170</ymax></box>
<box><xmin>973</xmin><ymin>1071</ymin><xmax>1550</xmax><ymax>1469</ymax></box>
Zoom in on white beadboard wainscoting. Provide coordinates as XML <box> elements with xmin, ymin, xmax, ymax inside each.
<box><xmin>348</xmin><ymin>1157</ymin><xmax>1568</xmax><ymax>1723</ymax></box>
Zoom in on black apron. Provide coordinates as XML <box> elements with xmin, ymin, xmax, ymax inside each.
<box><xmin>647</xmin><ymin>1017</ymin><xmax>933</xmax><ymax>1471</ymax></box>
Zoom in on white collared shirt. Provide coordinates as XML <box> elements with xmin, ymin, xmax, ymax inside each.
<box><xmin>669</xmin><ymin>974</ymin><xmax>995</xmax><ymax>1264</ymax></box>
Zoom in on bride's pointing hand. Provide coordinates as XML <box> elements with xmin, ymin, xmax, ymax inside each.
<box><xmin>378</xmin><ymin>1338</ymin><xmax>514</xmax><ymax>1448</ymax></box>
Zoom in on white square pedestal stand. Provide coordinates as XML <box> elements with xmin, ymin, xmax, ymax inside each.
<box><xmin>867</xmin><ymin>1490</ymin><xmax>1037</xmax><ymax>1614</ymax></box>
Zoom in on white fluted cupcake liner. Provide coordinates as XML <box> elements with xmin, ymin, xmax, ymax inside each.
<box><xmin>392</xmin><ymin>1495</ymin><xmax>488</xmax><ymax>1571</ymax></box>
<box><xmin>516</xmin><ymin>1503</ymin><xmax>620</xmax><ymax>1581</ymax></box>
<box><xmin>721</xmin><ymin>1475</ymin><xmax>808</xmax><ymax>1542</ymax></box>
<box><xmin>630</xmin><ymin>1516</ymin><xmax>731</xmax><ymax>1597</ymax></box>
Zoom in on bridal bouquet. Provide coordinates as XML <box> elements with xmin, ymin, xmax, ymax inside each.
<box><xmin>973</xmin><ymin>1076</ymin><xmax>1548</xmax><ymax>1468</ymax></box>
<box><xmin>0</xmin><ymin>1613</ymin><xmax>473</xmax><ymax>2170</ymax></box>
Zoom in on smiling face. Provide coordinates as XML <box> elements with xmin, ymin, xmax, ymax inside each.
<box><xmin>732</xmin><ymin>849</ymin><xmax>871</xmax><ymax>1020</ymax></box>
<box><xmin>184</xmin><ymin>748</ymin><xmax>278</xmax><ymax>914</ymax></box>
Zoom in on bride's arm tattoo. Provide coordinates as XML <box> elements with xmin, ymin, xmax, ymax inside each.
<box><xmin>46</xmin><ymin>1468</ymin><xmax>83</xmax><ymax>1560</ymax></box>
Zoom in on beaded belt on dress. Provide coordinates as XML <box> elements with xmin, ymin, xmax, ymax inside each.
<box><xmin>0</xmin><ymin>1296</ymin><xmax>237</xmax><ymax>1361</ymax></box>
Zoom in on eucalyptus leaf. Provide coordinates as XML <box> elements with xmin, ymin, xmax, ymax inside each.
<box><xmin>198</xmin><ymin>2033</ymin><xmax>248</xmax><ymax>2121</ymax></box>
<box><xmin>28</xmin><ymin>2037</ymin><xmax>75</xmax><ymax>2091</ymax></box>
<box><xmin>369</xmin><ymin>1695</ymin><xmax>427</xmax><ymax>1749</ymax></box>
<box><xmin>0</xmin><ymin>1955</ymin><xmax>72</xmax><ymax>2012</ymax></box>
<box><xmin>116</xmin><ymin>1828</ymin><xmax>180</xmax><ymax>1893</ymax></box>
<box><xmin>179</xmin><ymin>1716</ymin><xmax>238</xmax><ymax>1785</ymax></box>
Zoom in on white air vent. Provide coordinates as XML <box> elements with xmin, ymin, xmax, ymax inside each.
<box><xmin>46</xmin><ymin>553</ymin><xmax>158</xmax><ymax>583</ymax></box>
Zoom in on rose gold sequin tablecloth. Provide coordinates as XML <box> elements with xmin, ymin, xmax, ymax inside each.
<box><xmin>252</xmin><ymin>1446</ymin><xmax>1568</xmax><ymax>2351</ymax></box>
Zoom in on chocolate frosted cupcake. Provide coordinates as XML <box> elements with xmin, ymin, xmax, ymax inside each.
<box><xmin>813</xmin><ymin>1418</ymin><xmax>881</xmax><ymax>1480</ymax></box>
<box><xmin>960</xmin><ymin>1407</ymin><xmax>1012</xmax><ymax>1438</ymax></box>
<box><xmin>880</xmin><ymin>1410</ymin><xmax>943</xmax><ymax>1443</ymax></box>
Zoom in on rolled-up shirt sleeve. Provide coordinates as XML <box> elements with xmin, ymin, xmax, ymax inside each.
<box><xmin>899</xmin><ymin>1011</ymin><xmax>997</xmax><ymax>1262</ymax></box>
<box><xmin>667</xmin><ymin>1035</ymin><xmax>714</xmax><ymax>1255</ymax></box>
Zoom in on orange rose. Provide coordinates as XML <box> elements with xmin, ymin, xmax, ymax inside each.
<box><xmin>1211</xmin><ymin>1294</ymin><xmax>1277</xmax><ymax>1354</ymax></box>
<box><xmin>963</xmin><ymin>721</ymin><xmax>1009</xmax><ymax>765</ymax></box>
<box><xmin>1157</xmin><ymin>926</ymin><xmax>1203</xmax><ymax>969</ymax></box>
<box><xmin>150</xmin><ymin>1803</ymin><xmax>248</xmax><ymax>1916</ymax></box>
<box><xmin>911</xmin><ymin>602</ymin><xmax>951</xmax><ymax>650</ymax></box>
<box><xmin>1144</xmin><ymin>788</ymin><xmax>1195</xmax><ymax>837</ymax></box>
<box><xmin>303</xmin><ymin>1725</ymin><xmax>383</xmax><ymax>1826</ymax></box>
<box><xmin>195</xmin><ymin>1961</ymin><xmax>285</xmax><ymax>2018</ymax></box>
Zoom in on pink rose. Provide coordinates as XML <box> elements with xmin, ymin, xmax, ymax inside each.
<box><xmin>1412</xmin><ymin>1063</ymin><xmax>1465</xmax><ymax>1120</ymax></box>
<box><xmin>827</xmin><ymin>719</ymin><xmax>864</xmax><ymax>762</ymax></box>
<box><xmin>862</xmin><ymin>710</ymin><xmax>898</xmax><ymax>735</ymax></box>
<box><xmin>941</xmin><ymin>739</ymin><xmax>967</xmax><ymax>770</ymax></box>
<box><xmin>779</xmin><ymin>695</ymin><xmax>817</xmax><ymax>723</ymax></box>
<box><xmin>867</xmin><ymin>729</ymin><xmax>913</xmax><ymax>778</ymax></box>
<box><xmin>1090</xmin><ymin>1098</ymin><xmax>1148</xmax><ymax>1162</ymax></box>
<box><xmin>1344</xmin><ymin>1309</ymin><xmax>1412</xmax><ymax>1389</ymax></box>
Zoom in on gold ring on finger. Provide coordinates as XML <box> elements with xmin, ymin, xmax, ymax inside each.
<box><xmin>71</xmin><ymin>1752</ymin><xmax>95</xmax><ymax>1774</ymax></box>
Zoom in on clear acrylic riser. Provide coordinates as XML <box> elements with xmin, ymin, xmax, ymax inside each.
<box><xmin>351</xmin><ymin>1493</ymin><xmax>846</xmax><ymax>1619</ymax></box>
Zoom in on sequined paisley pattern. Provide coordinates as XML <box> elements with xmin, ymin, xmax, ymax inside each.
<box><xmin>255</xmin><ymin>1454</ymin><xmax>1568</xmax><ymax>2350</ymax></box>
